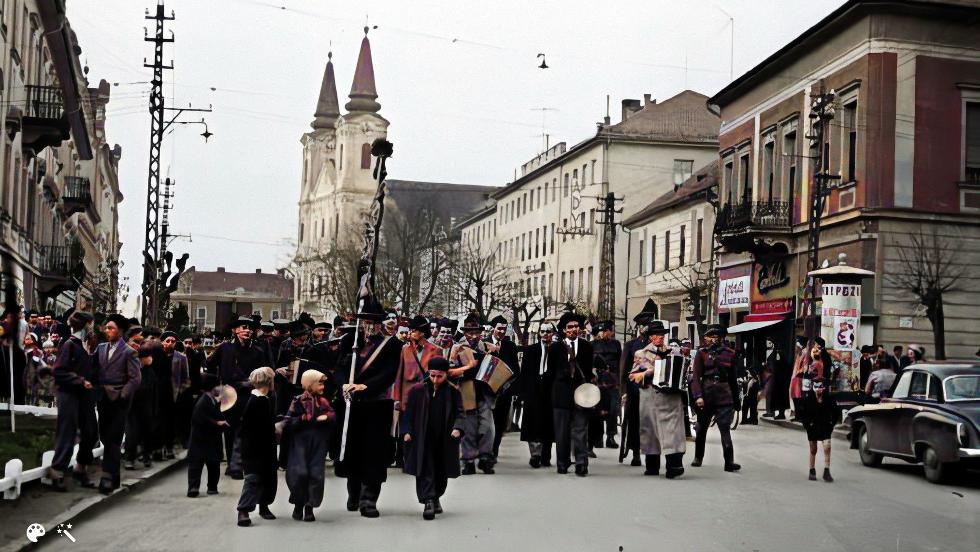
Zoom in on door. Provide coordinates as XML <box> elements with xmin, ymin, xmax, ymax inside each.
<box><xmin>215</xmin><ymin>301</ymin><xmax>233</xmax><ymax>333</ymax></box>
<box><xmin>890</xmin><ymin>371</ymin><xmax>930</xmax><ymax>457</ymax></box>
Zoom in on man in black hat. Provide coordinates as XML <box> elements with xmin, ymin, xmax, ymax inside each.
<box><xmin>690</xmin><ymin>324</ymin><xmax>740</xmax><ymax>472</ymax></box>
<box><xmin>205</xmin><ymin>316</ymin><xmax>272</xmax><ymax>478</ymax></box>
<box><xmin>334</xmin><ymin>301</ymin><xmax>403</xmax><ymax>518</ymax></box>
<box><xmin>548</xmin><ymin>311</ymin><xmax>595</xmax><ymax>476</ymax></box>
<box><xmin>312</xmin><ymin>321</ymin><xmax>332</xmax><ymax>344</ymax></box>
<box><xmin>591</xmin><ymin>320</ymin><xmax>621</xmax><ymax>449</ymax></box>
<box><xmin>93</xmin><ymin>314</ymin><xmax>142</xmax><ymax>493</ymax></box>
<box><xmin>49</xmin><ymin>311</ymin><xmax>99</xmax><ymax>491</ymax></box>
<box><xmin>486</xmin><ymin>315</ymin><xmax>520</xmax><ymax>460</ymax></box>
<box><xmin>619</xmin><ymin>299</ymin><xmax>658</xmax><ymax>466</ymax></box>
<box><xmin>274</xmin><ymin>319</ymin><xmax>328</xmax><ymax>416</ymax></box>
<box><xmin>434</xmin><ymin>318</ymin><xmax>457</xmax><ymax>355</ymax></box>
<box><xmin>450</xmin><ymin>315</ymin><xmax>498</xmax><ymax>474</ymax></box>
<box><xmin>519</xmin><ymin>322</ymin><xmax>556</xmax><ymax>468</ymax></box>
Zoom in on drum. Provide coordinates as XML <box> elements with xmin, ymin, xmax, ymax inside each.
<box><xmin>651</xmin><ymin>354</ymin><xmax>688</xmax><ymax>392</ymax></box>
<box><xmin>475</xmin><ymin>355</ymin><xmax>515</xmax><ymax>394</ymax></box>
<box><xmin>574</xmin><ymin>383</ymin><xmax>601</xmax><ymax>408</ymax></box>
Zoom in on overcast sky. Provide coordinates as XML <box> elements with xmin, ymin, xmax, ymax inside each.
<box><xmin>65</xmin><ymin>0</ymin><xmax>846</xmax><ymax>316</ymax></box>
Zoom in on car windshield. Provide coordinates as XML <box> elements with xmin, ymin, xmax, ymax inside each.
<box><xmin>944</xmin><ymin>376</ymin><xmax>980</xmax><ymax>401</ymax></box>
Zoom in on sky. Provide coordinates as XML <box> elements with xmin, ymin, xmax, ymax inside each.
<box><xmin>65</xmin><ymin>0</ymin><xmax>847</xmax><ymax>316</ymax></box>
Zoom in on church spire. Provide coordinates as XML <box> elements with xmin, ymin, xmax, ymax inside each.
<box><xmin>312</xmin><ymin>51</ymin><xmax>340</xmax><ymax>130</ymax></box>
<box><xmin>345</xmin><ymin>27</ymin><xmax>381</xmax><ymax>113</ymax></box>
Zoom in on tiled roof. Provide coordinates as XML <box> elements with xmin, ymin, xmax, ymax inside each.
<box><xmin>622</xmin><ymin>160</ymin><xmax>719</xmax><ymax>227</ymax></box>
<box><xmin>600</xmin><ymin>90</ymin><xmax>719</xmax><ymax>143</ymax></box>
<box><xmin>385</xmin><ymin>179</ymin><xmax>499</xmax><ymax>228</ymax></box>
<box><xmin>178</xmin><ymin>267</ymin><xmax>292</xmax><ymax>299</ymax></box>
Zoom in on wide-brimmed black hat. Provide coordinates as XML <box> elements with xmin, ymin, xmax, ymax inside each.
<box><xmin>408</xmin><ymin>315</ymin><xmax>430</xmax><ymax>331</ymax></box>
<box><xmin>489</xmin><ymin>315</ymin><xmax>507</xmax><ymax>328</ymax></box>
<box><xmin>860</xmin><ymin>345</ymin><xmax>874</xmax><ymax>354</ymax></box>
<box><xmin>260</xmin><ymin>321</ymin><xmax>274</xmax><ymax>331</ymax></box>
<box><xmin>229</xmin><ymin>316</ymin><xmax>258</xmax><ymax>331</ymax></box>
<box><xmin>461</xmin><ymin>315</ymin><xmax>482</xmax><ymax>332</ymax></box>
<box><xmin>272</xmin><ymin>318</ymin><xmax>290</xmax><ymax>330</ymax></box>
<box><xmin>633</xmin><ymin>298</ymin><xmax>659</xmax><ymax>323</ymax></box>
<box><xmin>288</xmin><ymin>319</ymin><xmax>310</xmax><ymax>337</ymax></box>
<box><xmin>557</xmin><ymin>311</ymin><xmax>586</xmax><ymax>331</ymax></box>
<box><xmin>314</xmin><ymin>321</ymin><xmax>332</xmax><ymax>330</ymax></box>
<box><xmin>645</xmin><ymin>321</ymin><xmax>670</xmax><ymax>335</ymax></box>
<box><xmin>704</xmin><ymin>324</ymin><xmax>726</xmax><ymax>338</ymax></box>
<box><xmin>593</xmin><ymin>320</ymin><xmax>613</xmax><ymax>334</ymax></box>
<box><xmin>438</xmin><ymin>318</ymin><xmax>458</xmax><ymax>333</ymax></box>
<box><xmin>105</xmin><ymin>313</ymin><xmax>131</xmax><ymax>333</ymax></box>
<box><xmin>355</xmin><ymin>299</ymin><xmax>387</xmax><ymax>322</ymax></box>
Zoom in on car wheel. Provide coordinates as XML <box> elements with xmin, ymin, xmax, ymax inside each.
<box><xmin>858</xmin><ymin>425</ymin><xmax>882</xmax><ymax>467</ymax></box>
<box><xmin>921</xmin><ymin>446</ymin><xmax>947</xmax><ymax>484</ymax></box>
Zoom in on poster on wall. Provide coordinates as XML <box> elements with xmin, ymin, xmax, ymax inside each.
<box><xmin>820</xmin><ymin>283</ymin><xmax>862</xmax><ymax>392</ymax></box>
<box><xmin>718</xmin><ymin>276</ymin><xmax>750</xmax><ymax>310</ymax></box>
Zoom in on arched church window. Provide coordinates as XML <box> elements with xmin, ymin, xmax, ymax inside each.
<box><xmin>361</xmin><ymin>143</ymin><xmax>371</xmax><ymax>169</ymax></box>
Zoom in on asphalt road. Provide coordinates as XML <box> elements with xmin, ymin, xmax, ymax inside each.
<box><xmin>24</xmin><ymin>424</ymin><xmax>980</xmax><ymax>552</ymax></box>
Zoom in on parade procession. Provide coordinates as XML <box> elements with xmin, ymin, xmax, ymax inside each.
<box><xmin>1</xmin><ymin>1</ymin><xmax>980</xmax><ymax>551</ymax></box>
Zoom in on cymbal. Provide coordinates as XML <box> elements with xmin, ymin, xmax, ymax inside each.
<box><xmin>219</xmin><ymin>384</ymin><xmax>238</xmax><ymax>412</ymax></box>
<box><xmin>574</xmin><ymin>382</ymin><xmax>601</xmax><ymax>409</ymax></box>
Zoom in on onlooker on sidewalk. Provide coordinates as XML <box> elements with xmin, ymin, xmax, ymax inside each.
<box><xmin>801</xmin><ymin>376</ymin><xmax>840</xmax><ymax>482</ymax></box>
<box><xmin>236</xmin><ymin>367</ymin><xmax>278</xmax><ymax>527</ymax></box>
<box><xmin>93</xmin><ymin>314</ymin><xmax>141</xmax><ymax>494</ymax></box>
<box><xmin>126</xmin><ymin>329</ymin><xmax>159</xmax><ymax>470</ymax></box>
<box><xmin>187</xmin><ymin>373</ymin><xmax>228</xmax><ymax>498</ymax></box>
<box><xmin>865</xmin><ymin>358</ymin><xmax>897</xmax><ymax>401</ymax></box>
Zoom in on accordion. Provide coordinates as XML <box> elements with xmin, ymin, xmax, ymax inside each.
<box><xmin>650</xmin><ymin>354</ymin><xmax>688</xmax><ymax>392</ymax></box>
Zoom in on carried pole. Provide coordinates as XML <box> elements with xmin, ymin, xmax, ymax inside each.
<box><xmin>338</xmin><ymin>139</ymin><xmax>394</xmax><ymax>462</ymax></box>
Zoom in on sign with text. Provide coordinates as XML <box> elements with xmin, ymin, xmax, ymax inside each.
<box><xmin>717</xmin><ymin>276</ymin><xmax>750</xmax><ymax>310</ymax></box>
<box><xmin>821</xmin><ymin>283</ymin><xmax>862</xmax><ymax>392</ymax></box>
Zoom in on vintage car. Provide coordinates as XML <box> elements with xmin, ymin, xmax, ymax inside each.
<box><xmin>846</xmin><ymin>363</ymin><xmax>980</xmax><ymax>483</ymax></box>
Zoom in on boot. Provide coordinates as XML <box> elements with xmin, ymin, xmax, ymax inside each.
<box><xmin>724</xmin><ymin>462</ymin><xmax>742</xmax><ymax>472</ymax></box>
<box><xmin>423</xmin><ymin>500</ymin><xmax>436</xmax><ymax>520</ymax></box>
<box><xmin>644</xmin><ymin>455</ymin><xmax>660</xmax><ymax>476</ymax></box>
<box><xmin>207</xmin><ymin>487</ymin><xmax>219</xmax><ymax>495</ymax></box>
<box><xmin>575</xmin><ymin>465</ymin><xmax>588</xmax><ymax>477</ymax></box>
<box><xmin>142</xmin><ymin>456</ymin><xmax>152</xmax><ymax>468</ymax></box>
<box><xmin>433</xmin><ymin>498</ymin><xmax>443</xmax><ymax>514</ymax></box>
<box><xmin>808</xmin><ymin>468</ymin><xmax>817</xmax><ymax>481</ymax></box>
<box><xmin>72</xmin><ymin>469</ymin><xmax>96</xmax><ymax>489</ymax></box>
<box><xmin>461</xmin><ymin>462</ymin><xmax>476</xmax><ymax>475</ymax></box>
<box><xmin>723</xmin><ymin>445</ymin><xmax>740</xmax><ymax>472</ymax></box>
<box><xmin>822</xmin><ymin>468</ymin><xmax>834</xmax><ymax>482</ymax></box>
<box><xmin>303</xmin><ymin>505</ymin><xmax>315</xmax><ymax>522</ymax></box>
<box><xmin>292</xmin><ymin>505</ymin><xmax>304</xmax><ymax>520</ymax></box>
<box><xmin>605</xmin><ymin>436</ymin><xmax>618</xmax><ymax>448</ymax></box>
<box><xmin>98</xmin><ymin>478</ymin><xmax>115</xmax><ymax>495</ymax></box>
<box><xmin>587</xmin><ymin>448</ymin><xmax>597</xmax><ymax>459</ymax></box>
<box><xmin>50</xmin><ymin>474</ymin><xmax>68</xmax><ymax>492</ymax></box>
<box><xmin>346</xmin><ymin>495</ymin><xmax>359</xmax><ymax>512</ymax></box>
<box><xmin>259</xmin><ymin>504</ymin><xmax>276</xmax><ymax>520</ymax></box>
<box><xmin>237</xmin><ymin>511</ymin><xmax>251</xmax><ymax>527</ymax></box>
<box><xmin>477</xmin><ymin>459</ymin><xmax>495</xmax><ymax>474</ymax></box>
<box><xmin>630</xmin><ymin>454</ymin><xmax>642</xmax><ymax>467</ymax></box>
<box><xmin>529</xmin><ymin>456</ymin><xmax>541</xmax><ymax>469</ymax></box>
<box><xmin>165</xmin><ymin>448</ymin><xmax>176</xmax><ymax>460</ymax></box>
<box><xmin>691</xmin><ymin>457</ymin><xmax>703</xmax><ymax>467</ymax></box>
<box><xmin>124</xmin><ymin>459</ymin><xmax>136</xmax><ymax>470</ymax></box>
<box><xmin>360</xmin><ymin>504</ymin><xmax>380</xmax><ymax>518</ymax></box>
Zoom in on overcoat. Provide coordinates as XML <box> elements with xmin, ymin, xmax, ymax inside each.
<box><xmin>402</xmin><ymin>380</ymin><xmax>464</xmax><ymax>478</ymax></box>
<box><xmin>519</xmin><ymin>341</ymin><xmax>554</xmax><ymax>443</ymax></box>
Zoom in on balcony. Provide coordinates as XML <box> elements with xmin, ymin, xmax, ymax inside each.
<box><xmin>21</xmin><ymin>85</ymin><xmax>70</xmax><ymax>152</ymax></box>
<box><xmin>62</xmin><ymin>176</ymin><xmax>100</xmax><ymax>223</ymax></box>
<box><xmin>715</xmin><ymin>200</ymin><xmax>792</xmax><ymax>254</ymax></box>
<box><xmin>35</xmin><ymin>242</ymin><xmax>85</xmax><ymax>297</ymax></box>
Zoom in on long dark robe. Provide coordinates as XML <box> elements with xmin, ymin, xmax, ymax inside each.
<box><xmin>187</xmin><ymin>394</ymin><xmax>225</xmax><ymax>463</ymax></box>
<box><xmin>519</xmin><ymin>342</ymin><xmax>553</xmax><ymax>443</ymax></box>
<box><xmin>620</xmin><ymin>336</ymin><xmax>647</xmax><ymax>453</ymax></box>
<box><xmin>403</xmin><ymin>381</ymin><xmax>464</xmax><ymax>479</ymax></box>
<box><xmin>767</xmin><ymin>351</ymin><xmax>791</xmax><ymax>411</ymax></box>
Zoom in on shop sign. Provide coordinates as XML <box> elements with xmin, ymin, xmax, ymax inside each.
<box><xmin>755</xmin><ymin>260</ymin><xmax>790</xmax><ymax>294</ymax></box>
<box><xmin>752</xmin><ymin>298</ymin><xmax>793</xmax><ymax>315</ymax></box>
<box><xmin>717</xmin><ymin>276</ymin><xmax>750</xmax><ymax>310</ymax></box>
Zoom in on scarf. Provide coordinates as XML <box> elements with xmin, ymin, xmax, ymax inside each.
<box><xmin>292</xmin><ymin>391</ymin><xmax>332</xmax><ymax>422</ymax></box>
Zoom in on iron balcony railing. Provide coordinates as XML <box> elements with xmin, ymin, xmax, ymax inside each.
<box><xmin>63</xmin><ymin>176</ymin><xmax>92</xmax><ymax>202</ymax></box>
<box><xmin>36</xmin><ymin>244</ymin><xmax>80</xmax><ymax>276</ymax></box>
<box><xmin>24</xmin><ymin>85</ymin><xmax>65</xmax><ymax>120</ymax></box>
<box><xmin>716</xmin><ymin>200</ymin><xmax>792</xmax><ymax>234</ymax></box>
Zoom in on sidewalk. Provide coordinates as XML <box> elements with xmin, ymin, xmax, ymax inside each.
<box><xmin>0</xmin><ymin>453</ymin><xmax>186</xmax><ymax>552</ymax></box>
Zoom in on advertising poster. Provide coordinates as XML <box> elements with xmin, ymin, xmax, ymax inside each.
<box><xmin>820</xmin><ymin>283</ymin><xmax>862</xmax><ymax>391</ymax></box>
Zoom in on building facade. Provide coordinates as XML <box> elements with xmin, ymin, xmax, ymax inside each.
<box><xmin>456</xmin><ymin>90</ymin><xmax>719</xmax><ymax>335</ymax></box>
<box><xmin>0</xmin><ymin>1</ymin><xmax>123</xmax><ymax>315</ymax></box>
<box><xmin>171</xmin><ymin>267</ymin><xmax>293</xmax><ymax>334</ymax></box>
<box><xmin>709</xmin><ymin>0</ymin><xmax>980</xmax><ymax>369</ymax></box>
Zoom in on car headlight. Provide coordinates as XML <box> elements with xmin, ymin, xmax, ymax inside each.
<box><xmin>958</xmin><ymin>423</ymin><xmax>969</xmax><ymax>448</ymax></box>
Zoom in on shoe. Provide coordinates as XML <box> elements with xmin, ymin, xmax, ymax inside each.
<box><xmin>808</xmin><ymin>468</ymin><xmax>817</xmax><ymax>481</ymax></box>
<box><xmin>72</xmin><ymin>470</ymin><xmax>96</xmax><ymax>489</ymax></box>
<box><xmin>227</xmin><ymin>471</ymin><xmax>244</xmax><ymax>480</ymax></box>
<box><xmin>433</xmin><ymin>498</ymin><xmax>443</xmax><ymax>514</ymax></box>
<box><xmin>529</xmin><ymin>457</ymin><xmax>541</xmax><ymax>469</ymax></box>
<box><xmin>124</xmin><ymin>460</ymin><xmax>137</xmax><ymax>470</ymax></box>
<box><xmin>762</xmin><ymin>412</ymin><xmax>774</xmax><ymax>418</ymax></box>
<box><xmin>152</xmin><ymin>451</ymin><xmax>164</xmax><ymax>462</ymax></box>
<box><xmin>587</xmin><ymin>450</ymin><xmax>597</xmax><ymax>459</ymax></box>
<box><xmin>822</xmin><ymin>468</ymin><xmax>834</xmax><ymax>483</ymax></box>
<box><xmin>165</xmin><ymin>449</ymin><xmax>176</xmax><ymax>460</ymax></box>
<box><xmin>237</xmin><ymin>512</ymin><xmax>251</xmax><ymax>527</ymax></box>
<box><xmin>292</xmin><ymin>505</ymin><xmax>304</xmax><ymax>520</ymax></box>
<box><xmin>477</xmin><ymin>460</ymin><xmax>495</xmax><ymax>474</ymax></box>
<box><xmin>50</xmin><ymin>477</ymin><xmax>68</xmax><ymax>492</ymax></box>
<box><xmin>541</xmin><ymin>460</ymin><xmax>552</xmax><ymax>468</ymax></box>
<box><xmin>606</xmin><ymin>437</ymin><xmax>618</xmax><ymax>448</ymax></box>
<box><xmin>187</xmin><ymin>489</ymin><xmax>200</xmax><ymax>498</ymax></box>
<box><xmin>359</xmin><ymin>505</ymin><xmax>380</xmax><ymax>518</ymax></box>
<box><xmin>724</xmin><ymin>463</ymin><xmax>741</xmax><ymax>472</ymax></box>
<box><xmin>259</xmin><ymin>505</ymin><xmax>276</xmax><ymax>520</ymax></box>
<box><xmin>423</xmin><ymin>500</ymin><xmax>436</xmax><ymax>520</ymax></box>
<box><xmin>644</xmin><ymin>468</ymin><xmax>659</xmax><ymax>476</ymax></box>
<box><xmin>691</xmin><ymin>458</ymin><xmax>703</xmax><ymax>467</ymax></box>
<box><xmin>98</xmin><ymin>479</ymin><xmax>115</xmax><ymax>495</ymax></box>
<box><xmin>142</xmin><ymin>457</ymin><xmax>152</xmax><ymax>468</ymax></box>
<box><xmin>461</xmin><ymin>462</ymin><xmax>476</xmax><ymax>475</ymax></box>
<box><xmin>665</xmin><ymin>468</ymin><xmax>684</xmax><ymax>479</ymax></box>
<box><xmin>630</xmin><ymin>457</ymin><xmax>642</xmax><ymax>467</ymax></box>
<box><xmin>557</xmin><ymin>467</ymin><xmax>568</xmax><ymax>474</ymax></box>
<box><xmin>774</xmin><ymin>413</ymin><xmax>786</xmax><ymax>420</ymax></box>
<box><xmin>346</xmin><ymin>496</ymin><xmax>358</xmax><ymax>512</ymax></box>
<box><xmin>303</xmin><ymin>505</ymin><xmax>315</xmax><ymax>522</ymax></box>
<box><xmin>575</xmin><ymin>465</ymin><xmax>588</xmax><ymax>477</ymax></box>
<box><xmin>207</xmin><ymin>488</ymin><xmax>219</xmax><ymax>495</ymax></box>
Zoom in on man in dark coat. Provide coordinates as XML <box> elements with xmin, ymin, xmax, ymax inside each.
<box><xmin>93</xmin><ymin>314</ymin><xmax>141</xmax><ymax>493</ymax></box>
<box><xmin>690</xmin><ymin>325</ymin><xmax>740</xmax><ymax>472</ymax></box>
<box><xmin>274</xmin><ymin>320</ymin><xmax>329</xmax><ymax>416</ymax></box>
<box><xmin>486</xmin><ymin>315</ymin><xmax>520</xmax><ymax>460</ymax></box>
<box><xmin>49</xmin><ymin>311</ymin><xmax>99</xmax><ymax>491</ymax></box>
<box><xmin>451</xmin><ymin>315</ymin><xmax>497</xmax><ymax>474</ymax></box>
<box><xmin>205</xmin><ymin>317</ymin><xmax>272</xmax><ymax>478</ymax></box>
<box><xmin>519</xmin><ymin>323</ymin><xmax>556</xmax><ymax>468</ymax></box>
<box><xmin>619</xmin><ymin>299</ymin><xmax>658</xmax><ymax>466</ymax></box>
<box><xmin>548</xmin><ymin>311</ymin><xmax>595</xmax><ymax>476</ymax></box>
<box><xmin>334</xmin><ymin>303</ymin><xmax>402</xmax><ymax>518</ymax></box>
<box><xmin>591</xmin><ymin>320</ymin><xmax>621</xmax><ymax>449</ymax></box>
<box><xmin>186</xmin><ymin>374</ymin><xmax>228</xmax><ymax>497</ymax></box>
<box><xmin>764</xmin><ymin>338</ymin><xmax>790</xmax><ymax>420</ymax></box>
<box><xmin>403</xmin><ymin>357</ymin><xmax>464</xmax><ymax>520</ymax></box>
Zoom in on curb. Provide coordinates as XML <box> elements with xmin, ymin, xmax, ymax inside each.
<box><xmin>2</xmin><ymin>454</ymin><xmax>187</xmax><ymax>552</ymax></box>
<box><xmin>758</xmin><ymin>416</ymin><xmax>850</xmax><ymax>442</ymax></box>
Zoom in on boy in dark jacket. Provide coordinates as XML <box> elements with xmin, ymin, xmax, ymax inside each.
<box><xmin>402</xmin><ymin>357</ymin><xmax>464</xmax><ymax>520</ymax></box>
<box><xmin>187</xmin><ymin>374</ymin><xmax>228</xmax><ymax>497</ymax></box>
<box><xmin>237</xmin><ymin>367</ymin><xmax>278</xmax><ymax>527</ymax></box>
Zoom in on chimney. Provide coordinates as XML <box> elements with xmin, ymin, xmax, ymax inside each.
<box><xmin>643</xmin><ymin>94</ymin><xmax>656</xmax><ymax>107</ymax></box>
<box><xmin>621</xmin><ymin>99</ymin><xmax>642</xmax><ymax>122</ymax></box>
<box><xmin>255</xmin><ymin>268</ymin><xmax>262</xmax><ymax>274</ymax></box>
<box><xmin>217</xmin><ymin>267</ymin><xmax>225</xmax><ymax>273</ymax></box>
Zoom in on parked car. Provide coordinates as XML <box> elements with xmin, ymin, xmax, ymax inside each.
<box><xmin>846</xmin><ymin>363</ymin><xmax>980</xmax><ymax>483</ymax></box>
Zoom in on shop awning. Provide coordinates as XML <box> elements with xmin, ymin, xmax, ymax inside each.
<box><xmin>726</xmin><ymin>313</ymin><xmax>787</xmax><ymax>334</ymax></box>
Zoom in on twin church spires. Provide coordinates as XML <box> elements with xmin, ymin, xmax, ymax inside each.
<box><xmin>311</xmin><ymin>26</ymin><xmax>380</xmax><ymax>131</ymax></box>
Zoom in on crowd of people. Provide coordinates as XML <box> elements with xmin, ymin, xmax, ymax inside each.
<box><xmin>0</xmin><ymin>301</ymin><xmax>940</xmax><ymax>524</ymax></box>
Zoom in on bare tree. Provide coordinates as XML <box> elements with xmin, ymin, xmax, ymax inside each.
<box><xmin>374</xmin><ymin>206</ymin><xmax>450</xmax><ymax>315</ymax></box>
<box><xmin>305</xmin><ymin>243</ymin><xmax>362</xmax><ymax>317</ymax></box>
<box><xmin>661</xmin><ymin>260</ymin><xmax>715</xmax><ymax>340</ymax></box>
<box><xmin>451</xmin><ymin>242</ymin><xmax>509</xmax><ymax>322</ymax></box>
<box><xmin>888</xmin><ymin>228</ymin><xmax>963</xmax><ymax>360</ymax></box>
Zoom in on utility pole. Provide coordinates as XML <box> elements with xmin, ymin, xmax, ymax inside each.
<box><xmin>803</xmin><ymin>86</ymin><xmax>839</xmax><ymax>344</ymax></box>
<box><xmin>595</xmin><ymin>192</ymin><xmax>623</xmax><ymax>321</ymax></box>
<box><xmin>140</xmin><ymin>0</ymin><xmax>211</xmax><ymax>326</ymax></box>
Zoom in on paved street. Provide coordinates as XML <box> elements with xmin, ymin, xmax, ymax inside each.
<box><xmin>30</xmin><ymin>424</ymin><xmax>979</xmax><ymax>552</ymax></box>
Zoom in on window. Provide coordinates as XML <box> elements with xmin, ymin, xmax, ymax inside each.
<box><xmin>587</xmin><ymin>266</ymin><xmax>594</xmax><ymax>303</ymax></box>
<box><xmin>696</xmin><ymin>218</ymin><xmax>703</xmax><ymax>262</ymax></box>
<box><xmin>783</xmin><ymin>126</ymin><xmax>798</xmax><ymax>201</ymax></box>
<box><xmin>562</xmin><ymin>219</ymin><xmax>568</xmax><ymax>242</ymax></box>
<box><xmin>560</xmin><ymin>272</ymin><xmax>567</xmax><ymax>300</ymax></box>
<box><xmin>578</xmin><ymin>268</ymin><xmax>584</xmax><ymax>299</ymax></box>
<box><xmin>638</xmin><ymin>239</ymin><xmax>645</xmax><ymax>274</ymax></box>
<box><xmin>591</xmin><ymin>160</ymin><xmax>597</xmax><ymax>184</ymax></box>
<box><xmin>529</xmin><ymin>189</ymin><xmax>535</xmax><ymax>211</ymax></box>
<box><xmin>552</xmin><ymin>178</ymin><xmax>557</xmax><ymax>201</ymax></box>
<box><xmin>321</xmin><ymin>218</ymin><xmax>325</xmax><ymax>237</ymax></box>
<box><xmin>568</xmin><ymin>270</ymin><xmax>575</xmax><ymax>300</ymax></box>
<box><xmin>339</xmin><ymin>144</ymin><xmax>344</xmax><ymax>170</ymax></box>
<box><xmin>842</xmin><ymin>100</ymin><xmax>857</xmax><ymax>182</ymax></box>
<box><xmin>679</xmin><ymin>224</ymin><xmax>686</xmax><ymax>265</ymax></box>
<box><xmin>572</xmin><ymin>168</ymin><xmax>578</xmax><ymax>186</ymax></box>
<box><xmin>550</xmin><ymin>224</ymin><xmax>555</xmax><ymax>254</ymax></box>
<box><xmin>252</xmin><ymin>309</ymin><xmax>263</xmax><ymax>318</ymax></box>
<box><xmin>544</xmin><ymin>183</ymin><xmax>549</xmax><ymax>205</ymax></box>
<box><xmin>299</xmin><ymin>222</ymin><xmax>304</xmax><ymax>242</ymax></box>
<box><xmin>965</xmin><ymin>102</ymin><xmax>980</xmax><ymax>184</ymax></box>
<box><xmin>927</xmin><ymin>375</ymin><xmax>942</xmax><ymax>402</ymax></box>
<box><xmin>535</xmin><ymin>228</ymin><xmax>540</xmax><ymax>258</ymax></box>
<box><xmin>361</xmin><ymin>143</ymin><xmax>372</xmax><ymax>169</ymax></box>
<box><xmin>762</xmin><ymin>139</ymin><xmax>775</xmax><ymax>201</ymax></box>
<box><xmin>908</xmin><ymin>371</ymin><xmax>929</xmax><ymax>400</ymax></box>
<box><xmin>664</xmin><ymin>230</ymin><xmax>670</xmax><ymax>271</ymax></box>
<box><xmin>521</xmin><ymin>234</ymin><xmax>525</xmax><ymax>261</ymax></box>
<box><xmin>723</xmin><ymin>159</ymin><xmax>734</xmax><ymax>205</ymax></box>
<box><xmin>673</xmin><ymin>159</ymin><xmax>693</xmax><ymax>188</ymax></box>
<box><xmin>548</xmin><ymin>274</ymin><xmax>553</xmax><ymax>297</ymax></box>
<box><xmin>196</xmin><ymin>306</ymin><xmax>207</xmax><ymax>320</ymax></box>
<box><xmin>738</xmin><ymin>153</ymin><xmax>751</xmax><ymax>203</ymax></box>
<box><xmin>650</xmin><ymin>235</ymin><xmax>657</xmax><ymax>275</ymax></box>
<box><xmin>563</xmin><ymin>174</ymin><xmax>569</xmax><ymax>197</ymax></box>
<box><xmin>271</xmin><ymin>310</ymin><xmax>280</xmax><ymax>320</ymax></box>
